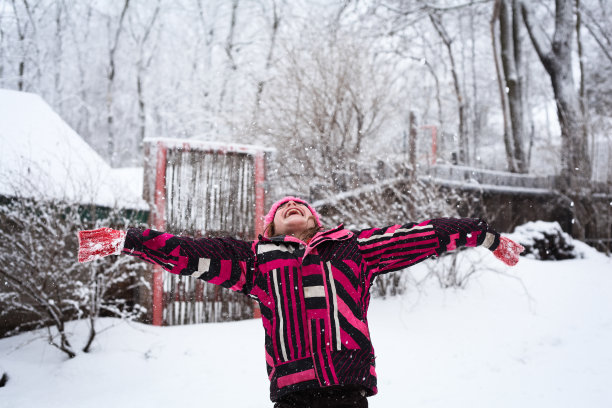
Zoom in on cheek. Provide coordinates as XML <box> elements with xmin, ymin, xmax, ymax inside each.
<box><xmin>273</xmin><ymin>212</ymin><xmax>284</xmax><ymax>225</ymax></box>
<box><xmin>273</xmin><ymin>213</ymin><xmax>290</xmax><ymax>234</ymax></box>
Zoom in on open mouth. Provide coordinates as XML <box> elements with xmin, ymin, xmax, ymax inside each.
<box><xmin>284</xmin><ymin>207</ymin><xmax>304</xmax><ymax>217</ymax></box>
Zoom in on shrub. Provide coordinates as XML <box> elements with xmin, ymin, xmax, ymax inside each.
<box><xmin>507</xmin><ymin>221</ymin><xmax>579</xmax><ymax>260</ymax></box>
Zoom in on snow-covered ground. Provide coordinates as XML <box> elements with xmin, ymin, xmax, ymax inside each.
<box><xmin>1</xmin><ymin>244</ymin><xmax>610</xmax><ymax>408</ymax></box>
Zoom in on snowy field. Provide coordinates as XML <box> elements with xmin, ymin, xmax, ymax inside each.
<box><xmin>1</xmin><ymin>244</ymin><xmax>610</xmax><ymax>408</ymax></box>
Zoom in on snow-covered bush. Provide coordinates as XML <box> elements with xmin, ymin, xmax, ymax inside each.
<box><xmin>507</xmin><ymin>221</ymin><xmax>580</xmax><ymax>260</ymax></box>
<box><xmin>0</xmin><ymin>196</ymin><xmax>147</xmax><ymax>357</ymax></box>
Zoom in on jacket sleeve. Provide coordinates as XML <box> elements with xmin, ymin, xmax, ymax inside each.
<box><xmin>122</xmin><ymin>228</ymin><xmax>255</xmax><ymax>295</ymax></box>
<box><xmin>355</xmin><ymin>218</ymin><xmax>500</xmax><ymax>277</ymax></box>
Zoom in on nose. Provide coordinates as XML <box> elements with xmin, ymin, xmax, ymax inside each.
<box><xmin>283</xmin><ymin>201</ymin><xmax>302</xmax><ymax>215</ymax></box>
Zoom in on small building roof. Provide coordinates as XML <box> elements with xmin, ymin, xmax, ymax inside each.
<box><xmin>0</xmin><ymin>89</ymin><xmax>147</xmax><ymax>210</ymax></box>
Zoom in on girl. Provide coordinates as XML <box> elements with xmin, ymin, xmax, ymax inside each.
<box><xmin>78</xmin><ymin>196</ymin><xmax>524</xmax><ymax>407</ymax></box>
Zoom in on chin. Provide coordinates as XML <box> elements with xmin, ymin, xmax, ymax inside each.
<box><xmin>282</xmin><ymin>222</ymin><xmax>308</xmax><ymax>235</ymax></box>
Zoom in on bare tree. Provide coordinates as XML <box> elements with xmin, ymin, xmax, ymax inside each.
<box><xmin>59</xmin><ymin>1</ymin><xmax>93</xmax><ymax>139</ymax></box>
<box><xmin>218</xmin><ymin>0</ymin><xmax>239</xmax><ymax>111</ymax></box>
<box><xmin>10</xmin><ymin>0</ymin><xmax>35</xmax><ymax>90</ymax></box>
<box><xmin>105</xmin><ymin>0</ymin><xmax>131</xmax><ymax>167</ymax></box>
<box><xmin>252</xmin><ymin>0</ymin><xmax>284</xmax><ymax>122</ymax></box>
<box><xmin>521</xmin><ymin>0</ymin><xmax>591</xmax><ymax>184</ymax></box>
<box><xmin>52</xmin><ymin>0</ymin><xmax>63</xmax><ymax>107</ymax></box>
<box><xmin>1</xmin><ymin>0</ymin><xmax>609</xmax><ymax>181</ymax></box>
<box><xmin>579</xmin><ymin>1</ymin><xmax>612</xmax><ymax>64</ymax></box>
<box><xmin>128</xmin><ymin>0</ymin><xmax>161</xmax><ymax>151</ymax></box>
<box><xmin>192</xmin><ymin>0</ymin><xmax>219</xmax><ymax>136</ymax></box>
<box><xmin>429</xmin><ymin>11</ymin><xmax>470</xmax><ymax>165</ymax></box>
<box><xmin>259</xmin><ymin>32</ymin><xmax>395</xmax><ymax>193</ymax></box>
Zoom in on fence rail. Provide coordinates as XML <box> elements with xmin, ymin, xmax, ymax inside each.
<box><xmin>422</xmin><ymin>165</ymin><xmax>557</xmax><ymax>191</ymax></box>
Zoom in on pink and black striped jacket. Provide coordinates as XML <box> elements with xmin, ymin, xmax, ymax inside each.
<box><xmin>123</xmin><ymin>218</ymin><xmax>500</xmax><ymax>402</ymax></box>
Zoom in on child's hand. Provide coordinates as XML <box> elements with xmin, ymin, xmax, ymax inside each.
<box><xmin>493</xmin><ymin>236</ymin><xmax>525</xmax><ymax>266</ymax></box>
<box><xmin>78</xmin><ymin>228</ymin><xmax>126</xmax><ymax>263</ymax></box>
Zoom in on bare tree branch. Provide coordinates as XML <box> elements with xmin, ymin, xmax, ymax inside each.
<box><xmin>381</xmin><ymin>0</ymin><xmax>492</xmax><ymax>15</ymax></box>
<box><xmin>579</xmin><ymin>9</ymin><xmax>612</xmax><ymax>64</ymax></box>
<box><xmin>520</xmin><ymin>1</ymin><xmax>553</xmax><ymax>68</ymax></box>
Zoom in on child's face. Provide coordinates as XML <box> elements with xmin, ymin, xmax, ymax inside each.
<box><xmin>272</xmin><ymin>200</ymin><xmax>316</xmax><ymax>238</ymax></box>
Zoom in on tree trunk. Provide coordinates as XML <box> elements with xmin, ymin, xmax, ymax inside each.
<box><xmin>575</xmin><ymin>0</ymin><xmax>590</xmax><ymax>163</ymax></box>
<box><xmin>253</xmin><ymin>0</ymin><xmax>281</xmax><ymax>119</ymax></box>
<box><xmin>218</xmin><ymin>0</ymin><xmax>239</xmax><ymax>111</ymax></box>
<box><xmin>54</xmin><ymin>2</ymin><xmax>63</xmax><ymax>109</ymax></box>
<box><xmin>491</xmin><ymin>0</ymin><xmax>517</xmax><ymax>172</ymax></box>
<box><xmin>106</xmin><ymin>0</ymin><xmax>131</xmax><ymax>167</ymax></box>
<box><xmin>12</xmin><ymin>0</ymin><xmax>27</xmax><ymax>91</ymax></box>
<box><xmin>470</xmin><ymin>8</ymin><xmax>480</xmax><ymax>163</ymax></box>
<box><xmin>82</xmin><ymin>312</ymin><xmax>96</xmax><ymax>353</ymax></box>
<box><xmin>429</xmin><ymin>12</ymin><xmax>469</xmax><ymax>165</ymax></box>
<box><xmin>521</xmin><ymin>0</ymin><xmax>591</xmax><ymax>184</ymax></box>
<box><xmin>499</xmin><ymin>0</ymin><xmax>527</xmax><ymax>172</ymax></box>
<box><xmin>135</xmin><ymin>1</ymin><xmax>161</xmax><ymax>152</ymax></box>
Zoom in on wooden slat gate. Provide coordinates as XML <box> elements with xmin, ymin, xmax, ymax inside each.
<box><xmin>143</xmin><ymin>138</ymin><xmax>272</xmax><ymax>326</ymax></box>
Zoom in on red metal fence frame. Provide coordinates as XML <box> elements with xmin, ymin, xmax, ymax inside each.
<box><xmin>147</xmin><ymin>138</ymin><xmax>273</xmax><ymax>326</ymax></box>
<box><xmin>421</xmin><ymin>125</ymin><xmax>438</xmax><ymax>166</ymax></box>
<box><xmin>152</xmin><ymin>142</ymin><xmax>168</xmax><ymax>326</ymax></box>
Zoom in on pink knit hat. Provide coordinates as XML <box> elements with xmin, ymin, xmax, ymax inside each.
<box><xmin>263</xmin><ymin>196</ymin><xmax>322</xmax><ymax>237</ymax></box>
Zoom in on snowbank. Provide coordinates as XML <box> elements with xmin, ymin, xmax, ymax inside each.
<box><xmin>0</xmin><ymin>89</ymin><xmax>146</xmax><ymax>210</ymax></box>
<box><xmin>0</xmin><ymin>246</ymin><xmax>610</xmax><ymax>407</ymax></box>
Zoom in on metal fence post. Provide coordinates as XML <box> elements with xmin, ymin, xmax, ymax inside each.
<box><xmin>152</xmin><ymin>141</ymin><xmax>167</xmax><ymax>326</ymax></box>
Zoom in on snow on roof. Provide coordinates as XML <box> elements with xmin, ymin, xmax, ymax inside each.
<box><xmin>0</xmin><ymin>89</ymin><xmax>147</xmax><ymax>210</ymax></box>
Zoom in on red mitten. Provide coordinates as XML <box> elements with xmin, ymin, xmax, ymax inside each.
<box><xmin>78</xmin><ymin>228</ymin><xmax>127</xmax><ymax>263</ymax></box>
<box><xmin>493</xmin><ymin>236</ymin><xmax>525</xmax><ymax>266</ymax></box>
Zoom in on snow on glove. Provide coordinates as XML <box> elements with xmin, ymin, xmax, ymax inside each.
<box><xmin>78</xmin><ymin>228</ymin><xmax>126</xmax><ymax>263</ymax></box>
<box><xmin>492</xmin><ymin>236</ymin><xmax>525</xmax><ymax>266</ymax></box>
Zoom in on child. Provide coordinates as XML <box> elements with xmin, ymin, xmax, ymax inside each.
<box><xmin>78</xmin><ymin>196</ymin><xmax>524</xmax><ymax>407</ymax></box>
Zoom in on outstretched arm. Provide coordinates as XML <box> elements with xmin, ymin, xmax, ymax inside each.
<box><xmin>356</xmin><ymin>218</ymin><xmax>523</xmax><ymax>276</ymax></box>
<box><xmin>78</xmin><ymin>227</ymin><xmax>255</xmax><ymax>295</ymax></box>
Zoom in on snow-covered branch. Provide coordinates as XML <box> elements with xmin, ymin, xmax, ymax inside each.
<box><xmin>0</xmin><ymin>195</ymin><xmax>147</xmax><ymax>356</ymax></box>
